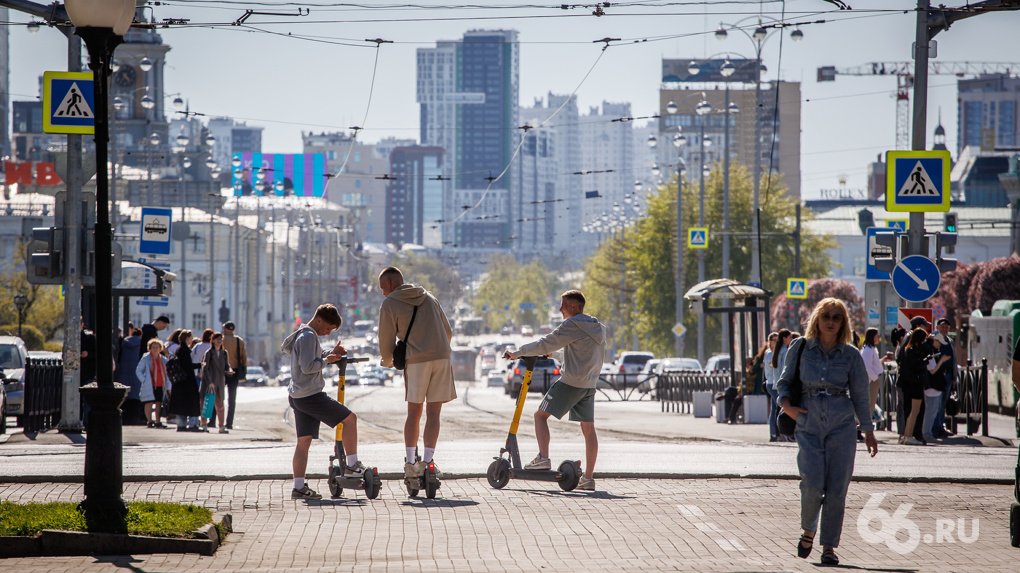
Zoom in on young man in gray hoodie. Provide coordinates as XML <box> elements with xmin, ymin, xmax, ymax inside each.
<box><xmin>281</xmin><ymin>303</ymin><xmax>365</xmax><ymax>499</ymax></box>
<box><xmin>506</xmin><ymin>289</ymin><xmax>606</xmax><ymax>491</ymax></box>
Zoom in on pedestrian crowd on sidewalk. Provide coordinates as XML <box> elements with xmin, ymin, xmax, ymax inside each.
<box><xmin>757</xmin><ymin>314</ymin><xmax>957</xmax><ymax>446</ymax></box>
<box><xmin>114</xmin><ymin>316</ymin><xmax>247</xmax><ymax>434</ymax></box>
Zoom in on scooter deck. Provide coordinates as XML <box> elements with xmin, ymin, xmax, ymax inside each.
<box><xmin>508</xmin><ymin>468</ymin><xmax>567</xmax><ymax>482</ymax></box>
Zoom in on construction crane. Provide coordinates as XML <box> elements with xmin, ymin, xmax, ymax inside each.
<box><xmin>817</xmin><ymin>61</ymin><xmax>1019</xmax><ymax>150</ymax></box>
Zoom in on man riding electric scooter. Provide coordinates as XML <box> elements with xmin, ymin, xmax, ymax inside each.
<box><xmin>505</xmin><ymin>290</ymin><xmax>605</xmax><ymax>491</ymax></box>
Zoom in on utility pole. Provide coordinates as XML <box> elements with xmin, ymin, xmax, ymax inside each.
<box><xmin>59</xmin><ymin>27</ymin><xmax>84</xmax><ymax>432</ymax></box>
<box><xmin>907</xmin><ymin>0</ymin><xmax>931</xmax><ymax>313</ymax></box>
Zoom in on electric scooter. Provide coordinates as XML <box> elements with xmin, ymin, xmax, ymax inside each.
<box><xmin>404</xmin><ymin>448</ymin><xmax>442</xmax><ymax>499</ymax></box>
<box><xmin>486</xmin><ymin>355</ymin><xmax>581</xmax><ymax>491</ymax></box>
<box><xmin>327</xmin><ymin>355</ymin><xmax>382</xmax><ymax>500</ymax></box>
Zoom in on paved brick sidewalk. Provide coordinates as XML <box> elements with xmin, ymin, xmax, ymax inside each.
<box><xmin>1</xmin><ymin>478</ymin><xmax>1014</xmax><ymax>572</ymax></box>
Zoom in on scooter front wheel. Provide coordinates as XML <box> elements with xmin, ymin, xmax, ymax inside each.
<box><xmin>557</xmin><ymin>460</ymin><xmax>580</xmax><ymax>492</ymax></box>
<box><xmin>487</xmin><ymin>459</ymin><xmax>511</xmax><ymax>489</ymax></box>
<box><xmin>328</xmin><ymin>465</ymin><xmax>343</xmax><ymax>498</ymax></box>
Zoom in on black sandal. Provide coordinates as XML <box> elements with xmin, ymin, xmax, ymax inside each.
<box><xmin>797</xmin><ymin>533</ymin><xmax>815</xmax><ymax>559</ymax></box>
<box><xmin>821</xmin><ymin>547</ymin><xmax>839</xmax><ymax>565</ymax></box>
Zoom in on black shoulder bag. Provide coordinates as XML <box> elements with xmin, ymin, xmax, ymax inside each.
<box><xmin>392</xmin><ymin>305</ymin><xmax>419</xmax><ymax>371</ymax></box>
<box><xmin>777</xmin><ymin>339</ymin><xmax>807</xmax><ymax>437</ymax></box>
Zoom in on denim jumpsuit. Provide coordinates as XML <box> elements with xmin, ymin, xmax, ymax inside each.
<box><xmin>776</xmin><ymin>337</ymin><xmax>872</xmax><ymax>548</ymax></box>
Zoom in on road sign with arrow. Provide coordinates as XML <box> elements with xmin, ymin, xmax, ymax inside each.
<box><xmin>891</xmin><ymin>255</ymin><xmax>941</xmax><ymax>303</ymax></box>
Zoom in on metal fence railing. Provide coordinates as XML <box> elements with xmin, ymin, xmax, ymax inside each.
<box><xmin>595</xmin><ymin>372</ymin><xmax>657</xmax><ymax>401</ymax></box>
<box><xmin>656</xmin><ymin>370</ymin><xmax>732</xmax><ymax>414</ymax></box>
<box><xmin>878</xmin><ymin>359</ymin><xmax>988</xmax><ymax>438</ymax></box>
<box><xmin>23</xmin><ymin>357</ymin><xmax>63</xmax><ymax>433</ymax></box>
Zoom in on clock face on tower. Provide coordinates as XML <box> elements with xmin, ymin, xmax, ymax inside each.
<box><xmin>114</xmin><ymin>66</ymin><xmax>137</xmax><ymax>87</ymax></box>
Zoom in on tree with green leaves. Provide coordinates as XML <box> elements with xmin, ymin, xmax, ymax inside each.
<box><xmin>0</xmin><ymin>243</ymin><xmax>64</xmax><ymax>344</ymax></box>
<box><xmin>390</xmin><ymin>251</ymin><xmax>464</xmax><ymax>312</ymax></box>
<box><xmin>472</xmin><ymin>254</ymin><xmax>561</xmax><ymax>331</ymax></box>
<box><xmin>583</xmin><ymin>162</ymin><xmax>835</xmax><ymax>359</ymax></box>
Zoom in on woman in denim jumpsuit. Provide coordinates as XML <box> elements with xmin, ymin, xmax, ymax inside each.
<box><xmin>777</xmin><ymin>298</ymin><xmax>879</xmax><ymax>566</ymax></box>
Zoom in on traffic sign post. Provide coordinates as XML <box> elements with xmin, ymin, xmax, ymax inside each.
<box><xmin>672</xmin><ymin>322</ymin><xmax>687</xmax><ymax>338</ymax></box>
<box><xmin>139</xmin><ymin>207</ymin><xmax>173</xmax><ymax>255</ymax></box>
<box><xmin>42</xmin><ymin>71</ymin><xmax>96</xmax><ymax>135</ymax></box>
<box><xmin>890</xmin><ymin>255</ymin><xmax>941</xmax><ymax>303</ymax></box>
<box><xmin>787</xmin><ymin>278</ymin><xmax>808</xmax><ymax>299</ymax></box>
<box><xmin>688</xmin><ymin>228</ymin><xmax>708</xmax><ymax>249</ymax></box>
<box><xmin>886</xmin><ymin>150</ymin><xmax>951</xmax><ymax>213</ymax></box>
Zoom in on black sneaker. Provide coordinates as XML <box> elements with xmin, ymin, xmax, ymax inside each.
<box><xmin>291</xmin><ymin>486</ymin><xmax>322</xmax><ymax>500</ymax></box>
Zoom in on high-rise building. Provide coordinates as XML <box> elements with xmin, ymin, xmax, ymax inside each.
<box><xmin>303</xmin><ymin>131</ymin><xmax>389</xmax><ymax>244</ymax></box>
<box><xmin>658</xmin><ymin>58</ymin><xmax>802</xmax><ymax>201</ymax></box>
<box><xmin>579</xmin><ymin>102</ymin><xmax>635</xmax><ymax>237</ymax></box>
<box><xmin>388</xmin><ymin>146</ymin><xmax>445</xmax><ymax>248</ymax></box>
<box><xmin>417</xmin><ymin>29</ymin><xmax>519</xmax><ymax>250</ymax></box>
<box><xmin>0</xmin><ymin>8</ymin><xmax>9</xmax><ymax>162</ymax></box>
<box><xmin>207</xmin><ymin>117</ymin><xmax>264</xmax><ymax>169</ymax></box>
<box><xmin>958</xmin><ymin>74</ymin><xmax>1019</xmax><ymax>152</ymax></box>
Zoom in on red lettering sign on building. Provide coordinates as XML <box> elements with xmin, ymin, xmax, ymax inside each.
<box><xmin>3</xmin><ymin>162</ymin><xmax>63</xmax><ymax>186</ymax></box>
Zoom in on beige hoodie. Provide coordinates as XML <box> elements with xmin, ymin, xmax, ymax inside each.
<box><xmin>378</xmin><ymin>283</ymin><xmax>452</xmax><ymax>368</ymax></box>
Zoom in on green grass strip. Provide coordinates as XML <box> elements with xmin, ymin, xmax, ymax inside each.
<box><xmin>0</xmin><ymin>501</ymin><xmax>213</xmax><ymax>538</ymax></box>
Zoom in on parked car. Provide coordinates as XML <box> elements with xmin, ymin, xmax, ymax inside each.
<box><xmin>504</xmin><ymin>357</ymin><xmax>560</xmax><ymax>398</ymax></box>
<box><xmin>658</xmin><ymin>357</ymin><xmax>703</xmax><ymax>373</ymax></box>
<box><xmin>0</xmin><ymin>336</ymin><xmax>30</xmax><ymax>426</ymax></box>
<box><xmin>520</xmin><ymin>325</ymin><xmax>534</xmax><ymax>336</ymax></box>
<box><xmin>485</xmin><ymin>368</ymin><xmax>506</xmax><ymax>388</ymax></box>
<box><xmin>704</xmin><ymin>354</ymin><xmax>731</xmax><ymax>374</ymax></box>
<box><xmin>244</xmin><ymin>366</ymin><xmax>269</xmax><ymax>386</ymax></box>
<box><xmin>276</xmin><ymin>365</ymin><xmax>292</xmax><ymax>387</ymax></box>
<box><xmin>635</xmin><ymin>359</ymin><xmax>661</xmax><ymax>393</ymax></box>
<box><xmin>359</xmin><ymin>364</ymin><xmax>390</xmax><ymax>386</ymax></box>
<box><xmin>611</xmin><ymin>351</ymin><xmax>655</xmax><ymax>389</ymax></box>
<box><xmin>0</xmin><ymin>369</ymin><xmax>7</xmax><ymax>434</ymax></box>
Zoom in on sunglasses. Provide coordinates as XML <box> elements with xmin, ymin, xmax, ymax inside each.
<box><xmin>820</xmin><ymin>313</ymin><xmax>844</xmax><ymax>323</ymax></box>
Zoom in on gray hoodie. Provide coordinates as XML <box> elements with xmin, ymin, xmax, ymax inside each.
<box><xmin>514</xmin><ymin>314</ymin><xmax>606</xmax><ymax>389</ymax></box>
<box><xmin>281</xmin><ymin>324</ymin><xmax>330</xmax><ymax>398</ymax></box>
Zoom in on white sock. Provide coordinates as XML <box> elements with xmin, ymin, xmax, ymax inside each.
<box><xmin>406</xmin><ymin>447</ymin><xmax>417</xmax><ymax>464</ymax></box>
<box><xmin>294</xmin><ymin>477</ymin><xmax>304</xmax><ymax>490</ymax></box>
<box><xmin>347</xmin><ymin>454</ymin><xmax>359</xmax><ymax>466</ymax></box>
<box><xmin>423</xmin><ymin>447</ymin><xmax>435</xmax><ymax>463</ymax></box>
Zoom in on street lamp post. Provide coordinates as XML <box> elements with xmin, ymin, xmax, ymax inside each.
<box><xmin>175</xmin><ymin>129</ymin><xmax>190</xmax><ymax>329</ymax></box>
<box><xmin>13</xmin><ymin>293</ymin><xmax>28</xmax><ymax>338</ymax></box>
<box><xmin>695</xmin><ymin>94</ymin><xmax>711</xmax><ymax>365</ymax></box>
<box><xmin>716</xmin><ymin>18</ymin><xmax>804</xmax><ymax>288</ymax></box>
<box><xmin>66</xmin><ymin>0</ymin><xmax>137</xmax><ymax>532</ymax></box>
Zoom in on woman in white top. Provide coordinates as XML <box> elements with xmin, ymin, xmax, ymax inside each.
<box><xmin>858</xmin><ymin>328</ymin><xmax>885</xmax><ymax>422</ymax></box>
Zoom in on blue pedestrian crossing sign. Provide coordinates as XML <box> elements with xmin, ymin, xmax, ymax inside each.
<box><xmin>891</xmin><ymin>255</ymin><xmax>941</xmax><ymax>303</ymax></box>
<box><xmin>42</xmin><ymin>71</ymin><xmax>96</xmax><ymax>134</ymax></box>
<box><xmin>787</xmin><ymin>278</ymin><xmax>808</xmax><ymax>299</ymax></box>
<box><xmin>886</xmin><ymin>150</ymin><xmax>950</xmax><ymax>212</ymax></box>
<box><xmin>886</xmin><ymin>219</ymin><xmax>908</xmax><ymax>232</ymax></box>
<box><xmin>688</xmin><ymin>228</ymin><xmax>708</xmax><ymax>249</ymax></box>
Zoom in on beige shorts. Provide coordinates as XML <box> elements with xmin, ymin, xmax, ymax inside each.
<box><xmin>404</xmin><ymin>358</ymin><xmax>457</xmax><ymax>403</ymax></box>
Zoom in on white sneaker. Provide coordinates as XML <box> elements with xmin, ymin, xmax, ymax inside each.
<box><xmin>904</xmin><ymin>436</ymin><xmax>924</xmax><ymax>446</ymax></box>
<box><xmin>345</xmin><ymin>461</ymin><xmax>367</xmax><ymax>477</ymax></box>
<box><xmin>404</xmin><ymin>462</ymin><xmax>422</xmax><ymax>479</ymax></box>
<box><xmin>291</xmin><ymin>486</ymin><xmax>322</xmax><ymax>500</ymax></box>
<box><xmin>577</xmin><ymin>477</ymin><xmax>596</xmax><ymax>491</ymax></box>
<box><xmin>525</xmin><ymin>456</ymin><xmax>551</xmax><ymax>470</ymax></box>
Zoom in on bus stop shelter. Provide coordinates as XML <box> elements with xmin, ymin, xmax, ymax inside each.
<box><xmin>685</xmin><ymin>279</ymin><xmax>772</xmax><ymax>390</ymax></box>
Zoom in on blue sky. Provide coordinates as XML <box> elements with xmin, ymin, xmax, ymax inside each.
<box><xmin>8</xmin><ymin>0</ymin><xmax>1020</xmax><ymax>199</ymax></box>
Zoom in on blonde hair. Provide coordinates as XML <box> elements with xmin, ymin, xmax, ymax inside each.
<box><xmin>805</xmin><ymin>297</ymin><xmax>853</xmax><ymax>345</ymax></box>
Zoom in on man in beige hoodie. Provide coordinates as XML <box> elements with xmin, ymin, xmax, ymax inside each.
<box><xmin>377</xmin><ymin>266</ymin><xmax>454</xmax><ymax>479</ymax></box>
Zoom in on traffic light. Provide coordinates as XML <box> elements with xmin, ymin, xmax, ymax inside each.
<box><xmin>943</xmin><ymin>212</ymin><xmax>958</xmax><ymax>254</ymax></box>
<box><xmin>873</xmin><ymin>231</ymin><xmax>899</xmax><ymax>274</ymax></box>
<box><xmin>25</xmin><ymin>226</ymin><xmax>64</xmax><ymax>284</ymax></box>
<box><xmin>78</xmin><ymin>230</ymin><xmax>125</xmax><ymax>287</ymax></box>
<box><xmin>943</xmin><ymin>211</ymin><xmax>958</xmax><ymax>233</ymax></box>
<box><xmin>935</xmin><ymin>231</ymin><xmax>958</xmax><ymax>273</ymax></box>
